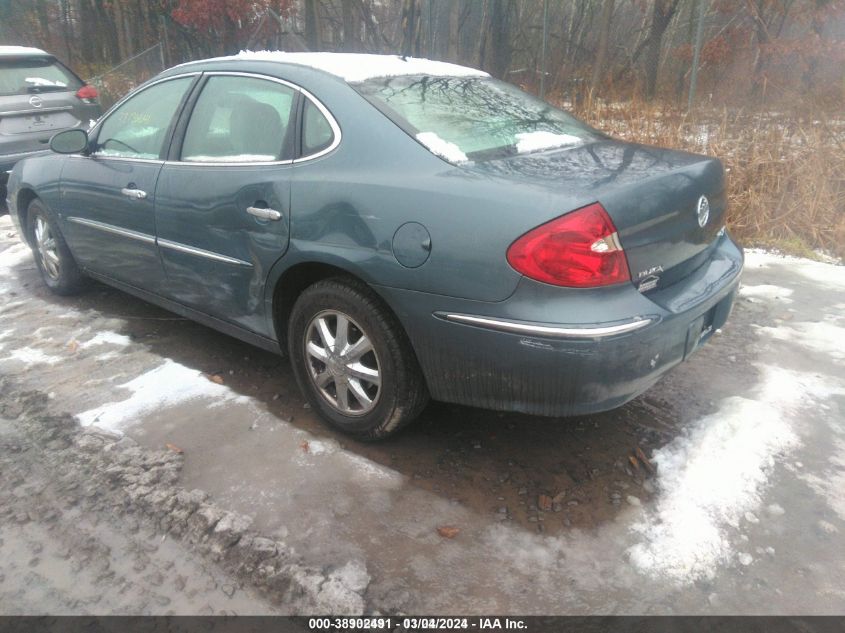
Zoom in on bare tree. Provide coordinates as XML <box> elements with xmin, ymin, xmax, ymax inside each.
<box><xmin>642</xmin><ymin>0</ymin><xmax>682</xmax><ymax>100</ymax></box>
<box><xmin>590</xmin><ymin>0</ymin><xmax>616</xmax><ymax>95</ymax></box>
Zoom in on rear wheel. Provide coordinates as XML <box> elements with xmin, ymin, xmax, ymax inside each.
<box><xmin>288</xmin><ymin>278</ymin><xmax>428</xmax><ymax>440</ymax></box>
<box><xmin>28</xmin><ymin>199</ymin><xmax>86</xmax><ymax>295</ymax></box>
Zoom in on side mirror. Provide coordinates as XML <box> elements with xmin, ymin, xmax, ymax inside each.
<box><xmin>50</xmin><ymin>129</ymin><xmax>89</xmax><ymax>154</ymax></box>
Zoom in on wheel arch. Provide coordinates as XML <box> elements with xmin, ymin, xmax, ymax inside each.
<box><xmin>267</xmin><ymin>259</ymin><xmax>423</xmax><ymax>379</ymax></box>
<box><xmin>15</xmin><ymin>187</ymin><xmax>41</xmax><ymax>245</ymax></box>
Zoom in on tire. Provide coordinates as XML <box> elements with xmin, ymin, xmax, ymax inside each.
<box><xmin>27</xmin><ymin>198</ymin><xmax>86</xmax><ymax>295</ymax></box>
<box><xmin>288</xmin><ymin>277</ymin><xmax>429</xmax><ymax>440</ymax></box>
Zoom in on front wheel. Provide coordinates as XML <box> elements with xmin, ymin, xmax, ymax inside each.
<box><xmin>28</xmin><ymin>199</ymin><xmax>86</xmax><ymax>295</ymax></box>
<box><xmin>288</xmin><ymin>278</ymin><xmax>428</xmax><ymax>440</ymax></box>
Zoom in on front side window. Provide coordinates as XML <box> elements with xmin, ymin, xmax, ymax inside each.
<box><xmin>94</xmin><ymin>77</ymin><xmax>193</xmax><ymax>159</ymax></box>
<box><xmin>353</xmin><ymin>75</ymin><xmax>602</xmax><ymax>162</ymax></box>
<box><xmin>181</xmin><ymin>75</ymin><xmax>296</xmax><ymax>163</ymax></box>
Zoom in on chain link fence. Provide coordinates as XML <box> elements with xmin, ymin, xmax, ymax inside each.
<box><xmin>87</xmin><ymin>43</ymin><xmax>167</xmax><ymax>109</ymax></box>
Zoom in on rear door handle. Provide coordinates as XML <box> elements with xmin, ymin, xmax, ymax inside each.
<box><xmin>121</xmin><ymin>187</ymin><xmax>147</xmax><ymax>200</ymax></box>
<box><xmin>246</xmin><ymin>206</ymin><xmax>281</xmax><ymax>221</ymax></box>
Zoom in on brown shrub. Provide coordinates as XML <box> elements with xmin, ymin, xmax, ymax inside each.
<box><xmin>564</xmin><ymin>96</ymin><xmax>845</xmax><ymax>259</ymax></box>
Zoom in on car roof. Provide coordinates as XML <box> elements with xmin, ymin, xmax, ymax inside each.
<box><xmin>177</xmin><ymin>51</ymin><xmax>490</xmax><ymax>83</ymax></box>
<box><xmin>0</xmin><ymin>46</ymin><xmax>52</xmax><ymax>58</ymax></box>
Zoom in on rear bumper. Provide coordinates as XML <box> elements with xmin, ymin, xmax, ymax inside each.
<box><xmin>377</xmin><ymin>233</ymin><xmax>743</xmax><ymax>417</ymax></box>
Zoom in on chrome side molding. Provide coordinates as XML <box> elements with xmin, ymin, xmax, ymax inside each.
<box><xmin>67</xmin><ymin>217</ymin><xmax>155</xmax><ymax>244</ymax></box>
<box><xmin>437</xmin><ymin>313</ymin><xmax>654</xmax><ymax>339</ymax></box>
<box><xmin>67</xmin><ymin>217</ymin><xmax>252</xmax><ymax>267</ymax></box>
<box><xmin>157</xmin><ymin>238</ymin><xmax>252</xmax><ymax>267</ymax></box>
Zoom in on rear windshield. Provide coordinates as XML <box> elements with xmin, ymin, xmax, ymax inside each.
<box><xmin>0</xmin><ymin>57</ymin><xmax>82</xmax><ymax>96</ymax></box>
<box><xmin>353</xmin><ymin>75</ymin><xmax>602</xmax><ymax>162</ymax></box>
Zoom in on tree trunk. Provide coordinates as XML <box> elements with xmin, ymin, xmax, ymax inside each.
<box><xmin>447</xmin><ymin>0</ymin><xmax>460</xmax><ymax>62</ymax></box>
<box><xmin>476</xmin><ymin>0</ymin><xmax>490</xmax><ymax>70</ymax></box>
<box><xmin>401</xmin><ymin>0</ymin><xmax>422</xmax><ymax>57</ymax></box>
<box><xmin>590</xmin><ymin>0</ymin><xmax>615</xmax><ymax>96</ymax></box>
<box><xmin>342</xmin><ymin>0</ymin><xmax>359</xmax><ymax>52</ymax></box>
<box><xmin>486</xmin><ymin>0</ymin><xmax>516</xmax><ymax>78</ymax></box>
<box><xmin>642</xmin><ymin>0</ymin><xmax>680</xmax><ymax>100</ymax></box>
<box><xmin>304</xmin><ymin>0</ymin><xmax>321</xmax><ymax>51</ymax></box>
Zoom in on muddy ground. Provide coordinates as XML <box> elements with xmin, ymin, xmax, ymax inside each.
<box><xmin>1</xmin><ymin>214</ymin><xmax>844</xmax><ymax>614</ymax></box>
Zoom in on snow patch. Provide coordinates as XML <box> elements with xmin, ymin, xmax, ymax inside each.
<box><xmin>5</xmin><ymin>347</ymin><xmax>62</xmax><ymax>366</ymax></box>
<box><xmin>0</xmin><ymin>242</ymin><xmax>32</xmax><ymax>291</ymax></box>
<box><xmin>744</xmin><ymin>250</ymin><xmax>845</xmax><ymax>290</ymax></box>
<box><xmin>515</xmin><ymin>131</ymin><xmax>582</xmax><ymax>153</ymax></box>
<box><xmin>627</xmin><ymin>365</ymin><xmax>829</xmax><ymax>583</ymax></box>
<box><xmin>76</xmin><ymin>359</ymin><xmax>251</xmax><ymax>433</ymax></box>
<box><xmin>800</xmin><ymin>437</ymin><xmax>845</xmax><ymax>522</ymax></box>
<box><xmin>182</xmin><ymin>154</ymin><xmax>277</xmax><ymax>163</ymax></box>
<box><xmin>416</xmin><ymin>132</ymin><xmax>468</xmax><ymax>163</ymax></box>
<box><xmin>224</xmin><ymin>51</ymin><xmax>489</xmax><ymax>83</ymax></box>
<box><xmin>80</xmin><ymin>331</ymin><xmax>132</xmax><ymax>349</ymax></box>
<box><xmin>739</xmin><ymin>284</ymin><xmax>794</xmax><ymax>303</ymax></box>
<box><xmin>754</xmin><ymin>321</ymin><xmax>845</xmax><ymax>363</ymax></box>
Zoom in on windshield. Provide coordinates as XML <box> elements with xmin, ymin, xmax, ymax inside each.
<box><xmin>353</xmin><ymin>75</ymin><xmax>603</xmax><ymax>162</ymax></box>
<box><xmin>0</xmin><ymin>57</ymin><xmax>82</xmax><ymax>96</ymax></box>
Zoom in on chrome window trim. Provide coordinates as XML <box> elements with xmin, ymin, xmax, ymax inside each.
<box><xmin>67</xmin><ymin>217</ymin><xmax>155</xmax><ymax>244</ymax></box>
<box><xmin>157</xmin><ymin>238</ymin><xmax>252</xmax><ymax>267</ymax></box>
<box><xmin>437</xmin><ymin>313</ymin><xmax>654</xmax><ymax>339</ymax></box>
<box><xmin>294</xmin><ymin>86</ymin><xmax>342</xmax><ymax>163</ymax></box>
<box><xmin>85</xmin><ymin>72</ymin><xmax>202</xmax><ymax>164</ymax></box>
<box><xmin>70</xmin><ymin>155</ymin><xmax>165</xmax><ymax>165</ymax></box>
<box><xmin>164</xmin><ymin>159</ymin><xmax>294</xmax><ymax>167</ymax></box>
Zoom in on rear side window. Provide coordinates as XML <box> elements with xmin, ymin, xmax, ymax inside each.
<box><xmin>181</xmin><ymin>75</ymin><xmax>296</xmax><ymax>163</ymax></box>
<box><xmin>94</xmin><ymin>77</ymin><xmax>193</xmax><ymax>160</ymax></box>
<box><xmin>0</xmin><ymin>57</ymin><xmax>82</xmax><ymax>96</ymax></box>
<box><xmin>302</xmin><ymin>98</ymin><xmax>334</xmax><ymax>156</ymax></box>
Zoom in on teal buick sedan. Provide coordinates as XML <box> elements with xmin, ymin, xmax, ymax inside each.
<box><xmin>6</xmin><ymin>52</ymin><xmax>743</xmax><ymax>439</ymax></box>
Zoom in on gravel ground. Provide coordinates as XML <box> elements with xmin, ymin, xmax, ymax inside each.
<box><xmin>0</xmin><ymin>380</ymin><xmax>369</xmax><ymax>615</ymax></box>
<box><xmin>1</xmin><ymin>214</ymin><xmax>844</xmax><ymax>614</ymax></box>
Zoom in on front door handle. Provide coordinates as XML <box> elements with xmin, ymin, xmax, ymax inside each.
<box><xmin>246</xmin><ymin>206</ymin><xmax>281</xmax><ymax>221</ymax></box>
<box><xmin>121</xmin><ymin>187</ymin><xmax>147</xmax><ymax>200</ymax></box>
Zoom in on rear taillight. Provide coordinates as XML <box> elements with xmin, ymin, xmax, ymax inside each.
<box><xmin>76</xmin><ymin>85</ymin><xmax>98</xmax><ymax>102</ymax></box>
<box><xmin>506</xmin><ymin>202</ymin><xmax>630</xmax><ymax>288</ymax></box>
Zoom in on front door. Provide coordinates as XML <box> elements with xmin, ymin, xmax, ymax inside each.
<box><xmin>155</xmin><ymin>74</ymin><xmax>296</xmax><ymax>335</ymax></box>
<box><xmin>60</xmin><ymin>75</ymin><xmax>195</xmax><ymax>291</ymax></box>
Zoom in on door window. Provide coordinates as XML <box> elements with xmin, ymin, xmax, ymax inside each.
<box><xmin>302</xmin><ymin>98</ymin><xmax>335</xmax><ymax>156</ymax></box>
<box><xmin>94</xmin><ymin>76</ymin><xmax>193</xmax><ymax>159</ymax></box>
<box><xmin>181</xmin><ymin>75</ymin><xmax>296</xmax><ymax>163</ymax></box>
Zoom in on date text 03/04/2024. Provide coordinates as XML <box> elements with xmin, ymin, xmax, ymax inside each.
<box><xmin>307</xmin><ymin>617</ymin><xmax>528</xmax><ymax>630</ymax></box>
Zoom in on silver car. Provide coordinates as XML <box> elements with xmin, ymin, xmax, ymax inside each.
<box><xmin>0</xmin><ymin>46</ymin><xmax>101</xmax><ymax>210</ymax></box>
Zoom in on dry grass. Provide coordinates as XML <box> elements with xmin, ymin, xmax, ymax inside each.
<box><xmin>563</xmin><ymin>96</ymin><xmax>845</xmax><ymax>259</ymax></box>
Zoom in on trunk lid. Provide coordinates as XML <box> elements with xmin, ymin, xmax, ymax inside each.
<box><xmin>469</xmin><ymin>140</ymin><xmax>727</xmax><ymax>293</ymax></box>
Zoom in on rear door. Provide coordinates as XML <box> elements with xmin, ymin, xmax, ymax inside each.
<box><xmin>60</xmin><ymin>75</ymin><xmax>196</xmax><ymax>291</ymax></box>
<box><xmin>154</xmin><ymin>73</ymin><xmax>297</xmax><ymax>335</ymax></box>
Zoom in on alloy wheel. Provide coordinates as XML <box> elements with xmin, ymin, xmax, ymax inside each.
<box><xmin>34</xmin><ymin>215</ymin><xmax>60</xmax><ymax>280</ymax></box>
<box><xmin>304</xmin><ymin>310</ymin><xmax>381</xmax><ymax>416</ymax></box>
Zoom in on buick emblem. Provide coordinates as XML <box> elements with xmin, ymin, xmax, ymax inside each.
<box><xmin>696</xmin><ymin>195</ymin><xmax>710</xmax><ymax>228</ymax></box>
<box><xmin>29</xmin><ymin>95</ymin><xmax>43</xmax><ymax>108</ymax></box>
